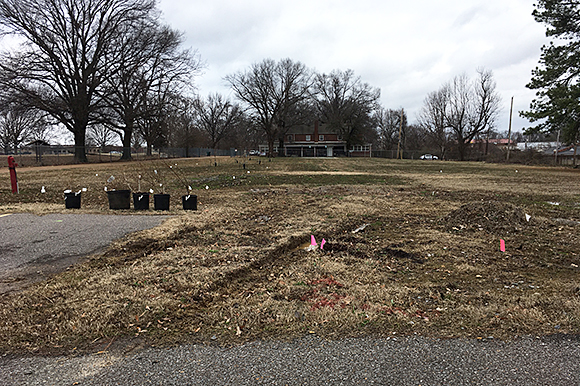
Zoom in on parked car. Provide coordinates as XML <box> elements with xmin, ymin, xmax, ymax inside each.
<box><xmin>419</xmin><ymin>154</ymin><xmax>439</xmax><ymax>160</ymax></box>
<box><xmin>248</xmin><ymin>150</ymin><xmax>259</xmax><ymax>156</ymax></box>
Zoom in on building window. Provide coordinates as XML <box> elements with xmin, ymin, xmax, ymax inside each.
<box><xmin>287</xmin><ymin>134</ymin><xmax>293</xmax><ymax>142</ymax></box>
<box><xmin>305</xmin><ymin>135</ymin><xmax>311</xmax><ymax>141</ymax></box>
<box><xmin>319</xmin><ymin>135</ymin><xmax>324</xmax><ymax>141</ymax></box>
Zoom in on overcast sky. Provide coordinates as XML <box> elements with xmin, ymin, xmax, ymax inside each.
<box><xmin>157</xmin><ymin>0</ymin><xmax>549</xmax><ymax>134</ymax></box>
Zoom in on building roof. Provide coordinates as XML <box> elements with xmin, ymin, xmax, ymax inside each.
<box><xmin>470</xmin><ymin>138</ymin><xmax>514</xmax><ymax>145</ymax></box>
<box><xmin>541</xmin><ymin>145</ymin><xmax>579</xmax><ymax>156</ymax></box>
<box><xmin>26</xmin><ymin>140</ymin><xmax>51</xmax><ymax>146</ymax></box>
<box><xmin>287</xmin><ymin>122</ymin><xmax>337</xmax><ymax>135</ymax></box>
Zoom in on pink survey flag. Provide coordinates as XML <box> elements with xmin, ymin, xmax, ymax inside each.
<box><xmin>320</xmin><ymin>239</ymin><xmax>326</xmax><ymax>250</ymax></box>
<box><xmin>311</xmin><ymin>235</ymin><xmax>317</xmax><ymax>246</ymax></box>
<box><xmin>500</xmin><ymin>239</ymin><xmax>506</xmax><ymax>252</ymax></box>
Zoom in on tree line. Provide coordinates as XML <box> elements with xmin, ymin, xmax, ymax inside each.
<box><xmin>0</xmin><ymin>0</ymin><xmax>201</xmax><ymax>161</ymax></box>
<box><xmin>0</xmin><ymin>0</ymin><xmax>515</xmax><ymax>162</ymax></box>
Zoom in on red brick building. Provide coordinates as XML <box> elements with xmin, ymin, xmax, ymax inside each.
<box><xmin>258</xmin><ymin>121</ymin><xmax>371</xmax><ymax>157</ymax></box>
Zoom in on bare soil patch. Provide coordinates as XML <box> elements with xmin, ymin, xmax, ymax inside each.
<box><xmin>0</xmin><ymin>158</ymin><xmax>579</xmax><ymax>355</ymax></box>
<box><xmin>443</xmin><ymin>201</ymin><xmax>529</xmax><ymax>234</ymax></box>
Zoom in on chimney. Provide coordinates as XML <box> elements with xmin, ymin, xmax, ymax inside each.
<box><xmin>314</xmin><ymin>120</ymin><xmax>319</xmax><ymax>143</ymax></box>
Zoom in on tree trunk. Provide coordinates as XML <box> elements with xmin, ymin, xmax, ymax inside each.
<box><xmin>121</xmin><ymin>125</ymin><xmax>133</xmax><ymax>160</ymax></box>
<box><xmin>457</xmin><ymin>139</ymin><xmax>467</xmax><ymax>161</ymax></box>
<box><xmin>267</xmin><ymin>137</ymin><xmax>275</xmax><ymax>158</ymax></box>
<box><xmin>485</xmin><ymin>127</ymin><xmax>490</xmax><ymax>156</ymax></box>
<box><xmin>439</xmin><ymin>145</ymin><xmax>446</xmax><ymax>160</ymax></box>
<box><xmin>73</xmin><ymin>127</ymin><xmax>88</xmax><ymax>163</ymax></box>
<box><xmin>278</xmin><ymin>137</ymin><xmax>285</xmax><ymax>157</ymax></box>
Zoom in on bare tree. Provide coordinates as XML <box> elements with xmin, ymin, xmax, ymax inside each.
<box><xmin>0</xmin><ymin>0</ymin><xmax>157</xmax><ymax>162</ymax></box>
<box><xmin>273</xmin><ymin>60</ymin><xmax>316</xmax><ymax>156</ymax></box>
<box><xmin>136</xmin><ymin>88</ymin><xmax>169</xmax><ymax>156</ymax></box>
<box><xmin>418</xmin><ymin>69</ymin><xmax>501</xmax><ymax>160</ymax></box>
<box><xmin>376</xmin><ymin>107</ymin><xmax>407</xmax><ymax>151</ymax></box>
<box><xmin>312</xmin><ymin>69</ymin><xmax>381</xmax><ymax>150</ymax></box>
<box><xmin>405</xmin><ymin>124</ymin><xmax>428</xmax><ymax>154</ymax></box>
<box><xmin>225</xmin><ymin>58</ymin><xmax>312</xmax><ymax>156</ymax></box>
<box><xmin>194</xmin><ymin>93</ymin><xmax>242</xmax><ymax>151</ymax></box>
<box><xmin>165</xmin><ymin>95</ymin><xmax>202</xmax><ymax>155</ymax></box>
<box><xmin>136</xmin><ymin>80</ymin><xmax>191</xmax><ymax>156</ymax></box>
<box><xmin>417</xmin><ymin>88</ymin><xmax>450</xmax><ymax>158</ymax></box>
<box><xmin>87</xmin><ymin>124</ymin><xmax>116</xmax><ymax>150</ymax></box>
<box><xmin>99</xmin><ymin>19</ymin><xmax>201</xmax><ymax>160</ymax></box>
<box><xmin>221</xmin><ymin>113</ymin><xmax>262</xmax><ymax>153</ymax></box>
<box><xmin>448</xmin><ymin>70</ymin><xmax>501</xmax><ymax>160</ymax></box>
<box><xmin>0</xmin><ymin>103</ymin><xmax>46</xmax><ymax>153</ymax></box>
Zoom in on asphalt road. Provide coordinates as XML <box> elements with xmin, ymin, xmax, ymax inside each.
<box><xmin>0</xmin><ymin>213</ymin><xmax>169</xmax><ymax>293</ymax></box>
<box><xmin>1</xmin><ymin>334</ymin><xmax>579</xmax><ymax>385</ymax></box>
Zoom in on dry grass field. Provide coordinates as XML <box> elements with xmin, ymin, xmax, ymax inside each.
<box><xmin>0</xmin><ymin>156</ymin><xmax>579</xmax><ymax>354</ymax></box>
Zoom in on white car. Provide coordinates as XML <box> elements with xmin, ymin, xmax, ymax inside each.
<box><xmin>419</xmin><ymin>154</ymin><xmax>439</xmax><ymax>160</ymax></box>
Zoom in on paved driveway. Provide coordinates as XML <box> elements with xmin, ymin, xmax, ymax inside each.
<box><xmin>0</xmin><ymin>213</ymin><xmax>169</xmax><ymax>293</ymax></box>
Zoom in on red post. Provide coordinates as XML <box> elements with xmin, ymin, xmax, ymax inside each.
<box><xmin>7</xmin><ymin>156</ymin><xmax>18</xmax><ymax>194</ymax></box>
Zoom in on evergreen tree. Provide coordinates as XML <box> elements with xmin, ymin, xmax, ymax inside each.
<box><xmin>522</xmin><ymin>0</ymin><xmax>580</xmax><ymax>143</ymax></box>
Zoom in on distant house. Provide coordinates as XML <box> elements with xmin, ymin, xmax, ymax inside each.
<box><xmin>26</xmin><ymin>139</ymin><xmax>51</xmax><ymax>148</ymax></box>
<box><xmin>470</xmin><ymin>138</ymin><xmax>516</xmax><ymax>151</ymax></box>
<box><xmin>258</xmin><ymin>120</ymin><xmax>371</xmax><ymax>157</ymax></box>
<box><xmin>516</xmin><ymin>141</ymin><xmax>559</xmax><ymax>151</ymax></box>
<box><xmin>25</xmin><ymin>141</ymin><xmax>77</xmax><ymax>155</ymax></box>
<box><xmin>542</xmin><ymin>145</ymin><xmax>579</xmax><ymax>165</ymax></box>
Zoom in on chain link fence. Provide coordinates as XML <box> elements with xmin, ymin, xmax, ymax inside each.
<box><xmin>1</xmin><ymin>146</ymin><xmax>239</xmax><ymax>167</ymax></box>
<box><xmin>1</xmin><ymin>144</ymin><xmax>573</xmax><ymax>167</ymax></box>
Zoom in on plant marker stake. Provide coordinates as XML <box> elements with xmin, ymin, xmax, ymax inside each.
<box><xmin>320</xmin><ymin>239</ymin><xmax>326</xmax><ymax>250</ymax></box>
<box><xmin>500</xmin><ymin>239</ymin><xmax>506</xmax><ymax>252</ymax></box>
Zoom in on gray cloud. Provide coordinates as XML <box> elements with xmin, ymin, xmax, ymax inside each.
<box><xmin>158</xmin><ymin>0</ymin><xmax>549</xmax><ymax>131</ymax></box>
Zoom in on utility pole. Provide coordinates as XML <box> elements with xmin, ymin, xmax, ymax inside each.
<box><xmin>397</xmin><ymin>108</ymin><xmax>404</xmax><ymax>159</ymax></box>
<box><xmin>555</xmin><ymin>129</ymin><xmax>561</xmax><ymax>164</ymax></box>
<box><xmin>506</xmin><ymin>96</ymin><xmax>513</xmax><ymax>162</ymax></box>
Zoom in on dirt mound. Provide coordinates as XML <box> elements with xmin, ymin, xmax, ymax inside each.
<box><xmin>444</xmin><ymin>201</ymin><xmax>528</xmax><ymax>234</ymax></box>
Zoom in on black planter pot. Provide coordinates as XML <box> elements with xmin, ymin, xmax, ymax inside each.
<box><xmin>133</xmin><ymin>192</ymin><xmax>150</xmax><ymax>210</ymax></box>
<box><xmin>154</xmin><ymin>194</ymin><xmax>170</xmax><ymax>211</ymax></box>
<box><xmin>107</xmin><ymin>190</ymin><xmax>131</xmax><ymax>210</ymax></box>
<box><xmin>64</xmin><ymin>192</ymin><xmax>81</xmax><ymax>209</ymax></box>
<box><xmin>182</xmin><ymin>194</ymin><xmax>197</xmax><ymax>210</ymax></box>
